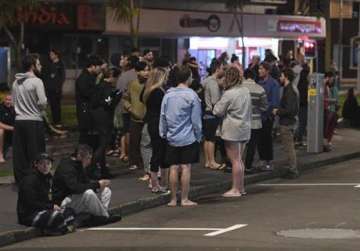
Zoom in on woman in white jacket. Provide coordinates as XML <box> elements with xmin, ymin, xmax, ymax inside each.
<box><xmin>213</xmin><ymin>66</ymin><xmax>252</xmax><ymax>197</ymax></box>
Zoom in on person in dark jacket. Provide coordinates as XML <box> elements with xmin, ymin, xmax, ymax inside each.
<box><xmin>273</xmin><ymin>68</ymin><xmax>299</xmax><ymax>179</ymax></box>
<box><xmin>342</xmin><ymin>88</ymin><xmax>360</xmax><ymax>127</ymax></box>
<box><xmin>52</xmin><ymin>144</ymin><xmax>120</xmax><ymax>225</ymax></box>
<box><xmin>75</xmin><ymin>55</ymin><xmax>102</xmax><ymax>147</ymax></box>
<box><xmin>0</xmin><ymin>94</ymin><xmax>15</xmax><ymax>163</ymax></box>
<box><xmin>91</xmin><ymin>68</ymin><xmax>122</xmax><ymax>178</ymax></box>
<box><xmin>42</xmin><ymin>49</ymin><xmax>65</xmax><ymax>127</ymax></box>
<box><xmin>295</xmin><ymin>63</ymin><xmax>310</xmax><ymax>145</ymax></box>
<box><xmin>17</xmin><ymin>153</ymin><xmax>75</xmax><ymax>234</ymax></box>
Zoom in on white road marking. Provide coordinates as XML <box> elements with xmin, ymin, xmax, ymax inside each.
<box><xmin>86</xmin><ymin>227</ymin><xmax>222</xmax><ymax>231</ymax></box>
<box><xmin>204</xmin><ymin>224</ymin><xmax>248</xmax><ymax>237</ymax></box>
<box><xmin>85</xmin><ymin>224</ymin><xmax>248</xmax><ymax>237</ymax></box>
<box><xmin>258</xmin><ymin>183</ymin><xmax>360</xmax><ymax>187</ymax></box>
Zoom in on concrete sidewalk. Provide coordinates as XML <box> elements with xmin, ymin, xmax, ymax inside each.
<box><xmin>0</xmin><ymin>128</ymin><xmax>359</xmax><ymax>247</ymax></box>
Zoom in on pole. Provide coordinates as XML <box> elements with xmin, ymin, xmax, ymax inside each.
<box><xmin>357</xmin><ymin>5</ymin><xmax>360</xmax><ymax>91</ymax></box>
<box><xmin>338</xmin><ymin>0</ymin><xmax>343</xmax><ymax>79</ymax></box>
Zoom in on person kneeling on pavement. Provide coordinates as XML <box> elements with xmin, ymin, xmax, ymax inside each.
<box><xmin>52</xmin><ymin>144</ymin><xmax>121</xmax><ymax>226</ymax></box>
<box><xmin>17</xmin><ymin>153</ymin><xmax>75</xmax><ymax>235</ymax></box>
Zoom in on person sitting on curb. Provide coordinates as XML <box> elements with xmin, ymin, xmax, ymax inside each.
<box><xmin>17</xmin><ymin>153</ymin><xmax>76</xmax><ymax>235</ymax></box>
<box><xmin>52</xmin><ymin>144</ymin><xmax>121</xmax><ymax>227</ymax></box>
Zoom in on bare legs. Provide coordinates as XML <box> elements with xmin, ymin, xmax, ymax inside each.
<box><xmin>204</xmin><ymin>141</ymin><xmax>222</xmax><ymax>169</ymax></box>
<box><xmin>119</xmin><ymin>133</ymin><xmax>129</xmax><ymax>161</ymax></box>
<box><xmin>223</xmin><ymin>141</ymin><xmax>245</xmax><ymax>197</ymax></box>
<box><xmin>167</xmin><ymin>164</ymin><xmax>197</xmax><ymax>207</ymax></box>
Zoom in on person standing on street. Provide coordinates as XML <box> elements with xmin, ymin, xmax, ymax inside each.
<box><xmin>122</xmin><ymin>61</ymin><xmax>148</xmax><ymax>172</ymax></box>
<box><xmin>213</xmin><ymin>66</ymin><xmax>252</xmax><ymax>197</ymax></box>
<box><xmin>75</xmin><ymin>55</ymin><xmax>102</xmax><ymax>147</ymax></box>
<box><xmin>202</xmin><ymin>60</ymin><xmax>225</xmax><ymax>170</ymax></box>
<box><xmin>12</xmin><ymin>54</ymin><xmax>47</xmax><ymax>184</ymax></box>
<box><xmin>273</xmin><ymin>68</ymin><xmax>299</xmax><ymax>179</ymax></box>
<box><xmin>257</xmin><ymin>62</ymin><xmax>280</xmax><ymax>171</ymax></box>
<box><xmin>242</xmin><ymin>71</ymin><xmax>268</xmax><ymax>173</ymax></box>
<box><xmin>42</xmin><ymin>49</ymin><xmax>65</xmax><ymax>128</ymax></box>
<box><xmin>160</xmin><ymin>65</ymin><xmax>202</xmax><ymax>207</ymax></box>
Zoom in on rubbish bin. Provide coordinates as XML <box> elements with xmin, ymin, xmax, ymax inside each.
<box><xmin>307</xmin><ymin>73</ymin><xmax>324</xmax><ymax>153</ymax></box>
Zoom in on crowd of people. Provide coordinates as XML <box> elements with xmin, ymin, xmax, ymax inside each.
<box><xmin>5</xmin><ymin>46</ymin><xmax>352</xmax><ymax>235</ymax></box>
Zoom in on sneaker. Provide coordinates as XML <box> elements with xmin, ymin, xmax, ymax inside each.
<box><xmin>106</xmin><ymin>214</ymin><xmax>122</xmax><ymax>224</ymax></box>
<box><xmin>260</xmin><ymin>164</ymin><xmax>273</xmax><ymax>172</ymax></box>
<box><xmin>129</xmin><ymin>165</ymin><xmax>139</xmax><ymax>170</ymax></box>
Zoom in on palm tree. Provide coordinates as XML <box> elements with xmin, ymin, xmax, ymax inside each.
<box><xmin>107</xmin><ymin>0</ymin><xmax>142</xmax><ymax>48</ymax></box>
<box><xmin>0</xmin><ymin>0</ymin><xmax>39</xmax><ymax>69</ymax></box>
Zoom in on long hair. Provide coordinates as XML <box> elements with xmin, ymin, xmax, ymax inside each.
<box><xmin>224</xmin><ymin>66</ymin><xmax>242</xmax><ymax>90</ymax></box>
<box><xmin>142</xmin><ymin>67</ymin><xmax>168</xmax><ymax>103</ymax></box>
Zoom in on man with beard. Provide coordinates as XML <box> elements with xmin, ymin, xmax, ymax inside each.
<box><xmin>123</xmin><ymin>61</ymin><xmax>149</xmax><ymax>171</ymax></box>
<box><xmin>273</xmin><ymin>68</ymin><xmax>299</xmax><ymax>179</ymax></box>
<box><xmin>12</xmin><ymin>54</ymin><xmax>48</xmax><ymax>184</ymax></box>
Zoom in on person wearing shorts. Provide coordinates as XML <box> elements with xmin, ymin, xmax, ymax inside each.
<box><xmin>213</xmin><ymin>66</ymin><xmax>251</xmax><ymax>198</ymax></box>
<box><xmin>202</xmin><ymin>60</ymin><xmax>225</xmax><ymax>170</ymax></box>
<box><xmin>160</xmin><ymin>65</ymin><xmax>202</xmax><ymax>207</ymax></box>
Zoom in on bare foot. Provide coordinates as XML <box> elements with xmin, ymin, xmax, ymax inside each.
<box><xmin>167</xmin><ymin>200</ymin><xmax>177</xmax><ymax>207</ymax></box>
<box><xmin>222</xmin><ymin>189</ymin><xmax>242</xmax><ymax>198</ymax></box>
<box><xmin>181</xmin><ymin>199</ymin><xmax>198</xmax><ymax>207</ymax></box>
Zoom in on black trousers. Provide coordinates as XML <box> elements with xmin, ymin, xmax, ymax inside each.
<box><xmin>296</xmin><ymin>105</ymin><xmax>307</xmax><ymax>142</ymax></box>
<box><xmin>13</xmin><ymin>120</ymin><xmax>45</xmax><ymax>184</ymax></box>
<box><xmin>244</xmin><ymin>128</ymin><xmax>262</xmax><ymax>169</ymax></box>
<box><xmin>93</xmin><ymin>128</ymin><xmax>112</xmax><ymax>175</ymax></box>
<box><xmin>129</xmin><ymin>120</ymin><xmax>144</xmax><ymax>169</ymax></box>
<box><xmin>47</xmin><ymin>90</ymin><xmax>62</xmax><ymax>125</ymax></box>
<box><xmin>257</xmin><ymin>118</ymin><xmax>274</xmax><ymax>161</ymax></box>
<box><xmin>147</xmin><ymin>119</ymin><xmax>166</xmax><ymax>172</ymax></box>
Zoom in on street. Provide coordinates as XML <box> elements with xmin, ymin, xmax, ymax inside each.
<box><xmin>2</xmin><ymin>158</ymin><xmax>360</xmax><ymax>250</ymax></box>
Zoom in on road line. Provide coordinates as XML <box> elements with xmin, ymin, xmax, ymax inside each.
<box><xmin>204</xmin><ymin>224</ymin><xmax>248</xmax><ymax>237</ymax></box>
<box><xmin>258</xmin><ymin>183</ymin><xmax>360</xmax><ymax>187</ymax></box>
<box><xmin>86</xmin><ymin>227</ymin><xmax>222</xmax><ymax>231</ymax></box>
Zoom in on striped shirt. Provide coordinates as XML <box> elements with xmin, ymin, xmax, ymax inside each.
<box><xmin>242</xmin><ymin>79</ymin><xmax>268</xmax><ymax>129</ymax></box>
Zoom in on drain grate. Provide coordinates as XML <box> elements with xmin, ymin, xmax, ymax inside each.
<box><xmin>277</xmin><ymin>228</ymin><xmax>360</xmax><ymax>239</ymax></box>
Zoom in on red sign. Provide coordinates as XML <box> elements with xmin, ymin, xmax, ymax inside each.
<box><xmin>77</xmin><ymin>4</ymin><xmax>105</xmax><ymax>31</ymax></box>
<box><xmin>278</xmin><ymin>20</ymin><xmax>322</xmax><ymax>34</ymax></box>
<box><xmin>17</xmin><ymin>4</ymin><xmax>75</xmax><ymax>30</ymax></box>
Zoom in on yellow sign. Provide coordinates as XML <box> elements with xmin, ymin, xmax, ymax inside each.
<box><xmin>308</xmin><ymin>88</ymin><xmax>317</xmax><ymax>96</ymax></box>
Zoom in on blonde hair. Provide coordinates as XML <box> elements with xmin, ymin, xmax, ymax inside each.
<box><xmin>142</xmin><ymin>67</ymin><xmax>168</xmax><ymax>103</ymax></box>
<box><xmin>224</xmin><ymin>66</ymin><xmax>242</xmax><ymax>90</ymax></box>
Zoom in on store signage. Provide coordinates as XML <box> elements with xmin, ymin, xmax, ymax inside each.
<box><xmin>250</xmin><ymin>0</ymin><xmax>287</xmax><ymax>4</ymax></box>
<box><xmin>180</xmin><ymin>14</ymin><xmax>221</xmax><ymax>32</ymax></box>
<box><xmin>77</xmin><ymin>4</ymin><xmax>105</xmax><ymax>31</ymax></box>
<box><xmin>17</xmin><ymin>4</ymin><xmax>75</xmax><ymax>30</ymax></box>
<box><xmin>278</xmin><ymin>20</ymin><xmax>322</xmax><ymax>34</ymax></box>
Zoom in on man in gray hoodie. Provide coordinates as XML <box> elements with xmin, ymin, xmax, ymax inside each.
<box><xmin>12</xmin><ymin>54</ymin><xmax>47</xmax><ymax>184</ymax></box>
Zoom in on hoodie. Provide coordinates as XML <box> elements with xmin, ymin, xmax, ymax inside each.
<box><xmin>159</xmin><ymin>86</ymin><xmax>202</xmax><ymax>147</ymax></box>
<box><xmin>12</xmin><ymin>73</ymin><xmax>47</xmax><ymax>121</ymax></box>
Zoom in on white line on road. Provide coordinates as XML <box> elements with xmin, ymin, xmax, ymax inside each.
<box><xmin>85</xmin><ymin>224</ymin><xmax>248</xmax><ymax>237</ymax></box>
<box><xmin>86</xmin><ymin>227</ymin><xmax>222</xmax><ymax>231</ymax></box>
<box><xmin>258</xmin><ymin>183</ymin><xmax>360</xmax><ymax>187</ymax></box>
<box><xmin>204</xmin><ymin>224</ymin><xmax>248</xmax><ymax>237</ymax></box>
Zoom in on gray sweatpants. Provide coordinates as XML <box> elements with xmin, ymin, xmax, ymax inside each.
<box><xmin>140</xmin><ymin>124</ymin><xmax>152</xmax><ymax>174</ymax></box>
<box><xmin>60</xmin><ymin>187</ymin><xmax>111</xmax><ymax>218</ymax></box>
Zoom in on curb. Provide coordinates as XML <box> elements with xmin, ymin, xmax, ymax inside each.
<box><xmin>1</xmin><ymin>151</ymin><xmax>359</xmax><ymax>247</ymax></box>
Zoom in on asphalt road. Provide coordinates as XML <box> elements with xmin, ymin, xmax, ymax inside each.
<box><xmin>2</xmin><ymin>158</ymin><xmax>360</xmax><ymax>251</ymax></box>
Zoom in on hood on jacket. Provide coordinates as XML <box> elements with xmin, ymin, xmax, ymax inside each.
<box><xmin>14</xmin><ymin>73</ymin><xmax>35</xmax><ymax>85</ymax></box>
